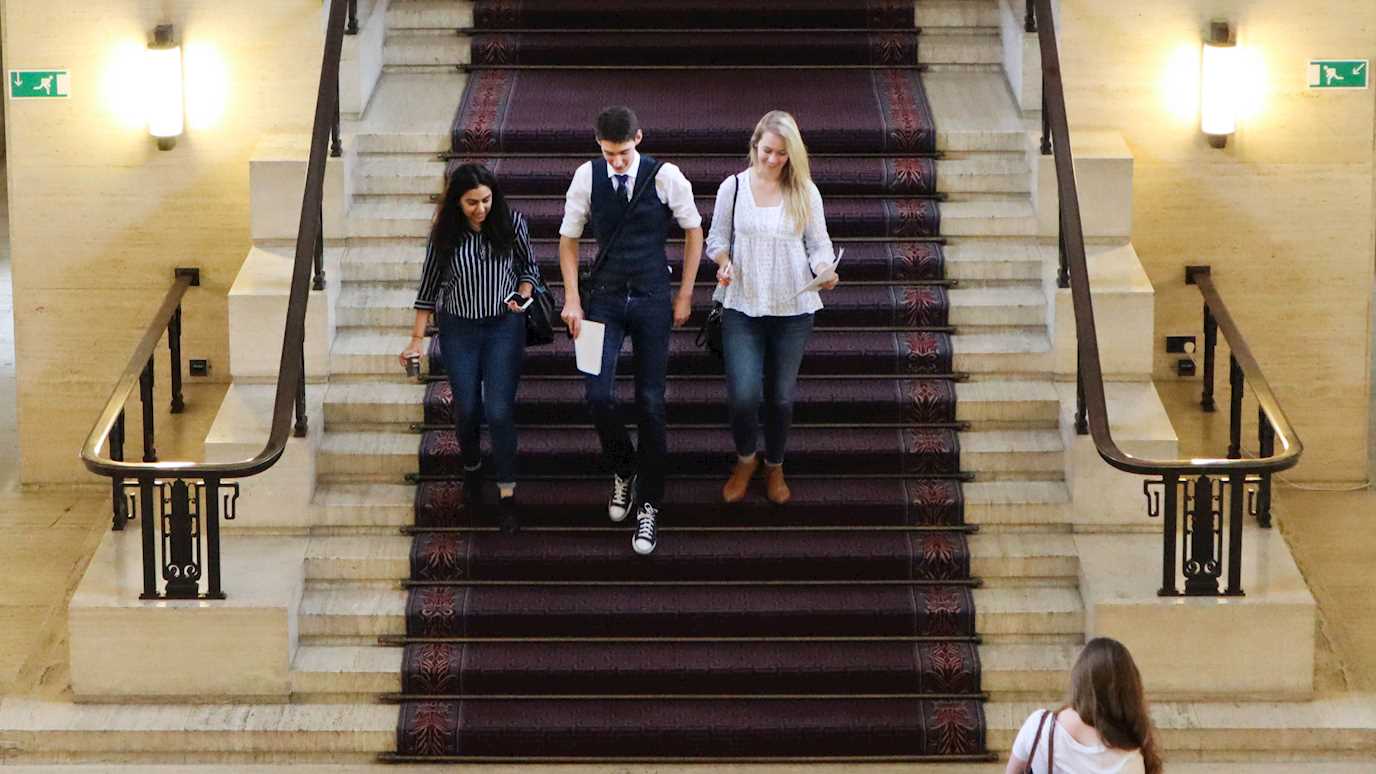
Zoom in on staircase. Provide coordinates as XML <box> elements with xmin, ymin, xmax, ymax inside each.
<box><xmin>308</xmin><ymin>0</ymin><xmax>1074</xmax><ymax>761</ymax></box>
<box><xmin>7</xmin><ymin>0</ymin><xmax>1374</xmax><ymax>768</ymax></box>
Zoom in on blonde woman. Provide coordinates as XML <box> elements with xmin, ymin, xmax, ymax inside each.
<box><xmin>1006</xmin><ymin>637</ymin><xmax>1162</xmax><ymax>774</ymax></box>
<box><xmin>707</xmin><ymin>111</ymin><xmax>838</xmax><ymax>505</ymax></box>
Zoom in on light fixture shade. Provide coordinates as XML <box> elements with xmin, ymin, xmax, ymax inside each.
<box><xmin>1200</xmin><ymin>22</ymin><xmax>1238</xmax><ymax>146</ymax></box>
<box><xmin>146</xmin><ymin>25</ymin><xmax>184</xmax><ymax>149</ymax></box>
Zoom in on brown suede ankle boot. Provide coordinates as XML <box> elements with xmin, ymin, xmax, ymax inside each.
<box><xmin>765</xmin><ymin>464</ymin><xmax>791</xmax><ymax>505</ymax></box>
<box><xmin>722</xmin><ymin>456</ymin><xmax>760</xmax><ymax>503</ymax></box>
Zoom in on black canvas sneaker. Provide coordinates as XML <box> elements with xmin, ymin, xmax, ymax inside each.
<box><xmin>632</xmin><ymin>501</ymin><xmax>659</xmax><ymax>555</ymax></box>
<box><xmin>608</xmin><ymin>472</ymin><xmax>637</xmax><ymax>523</ymax></box>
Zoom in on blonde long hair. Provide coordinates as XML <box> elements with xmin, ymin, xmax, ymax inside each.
<box><xmin>748</xmin><ymin>111</ymin><xmax>813</xmax><ymax>234</ymax></box>
<box><xmin>1068</xmin><ymin>638</ymin><xmax>1163</xmax><ymax>774</ymax></box>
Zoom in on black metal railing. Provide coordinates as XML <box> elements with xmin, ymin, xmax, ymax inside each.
<box><xmin>80</xmin><ymin>0</ymin><xmax>351</xmax><ymax>600</ymax></box>
<box><xmin>1028</xmin><ymin>0</ymin><xmax>1301</xmax><ymax>596</ymax></box>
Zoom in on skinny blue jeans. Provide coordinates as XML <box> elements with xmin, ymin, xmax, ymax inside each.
<box><xmin>721</xmin><ymin>308</ymin><xmax>814</xmax><ymax>465</ymax></box>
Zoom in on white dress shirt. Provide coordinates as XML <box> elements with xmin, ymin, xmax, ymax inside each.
<box><xmin>558</xmin><ymin>151</ymin><xmax>703</xmax><ymax>239</ymax></box>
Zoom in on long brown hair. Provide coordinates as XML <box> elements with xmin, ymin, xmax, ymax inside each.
<box><xmin>1068</xmin><ymin>637</ymin><xmax>1162</xmax><ymax>774</ymax></box>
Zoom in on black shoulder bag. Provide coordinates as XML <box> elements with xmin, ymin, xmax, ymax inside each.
<box><xmin>523</xmin><ymin>275</ymin><xmax>557</xmax><ymax>346</ymax></box>
<box><xmin>579</xmin><ymin>160</ymin><xmax>666</xmax><ymax>288</ymax></box>
<box><xmin>695</xmin><ymin>173</ymin><xmax>740</xmax><ymax>359</ymax></box>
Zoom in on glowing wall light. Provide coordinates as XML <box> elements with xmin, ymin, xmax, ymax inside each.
<box><xmin>184</xmin><ymin>42</ymin><xmax>228</xmax><ymax>131</ymax></box>
<box><xmin>146</xmin><ymin>24</ymin><xmax>184</xmax><ymax>150</ymax></box>
<box><xmin>1200</xmin><ymin>21</ymin><xmax>1239</xmax><ymax>148</ymax></box>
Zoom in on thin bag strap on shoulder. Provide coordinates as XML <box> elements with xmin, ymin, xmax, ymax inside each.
<box><xmin>729</xmin><ymin>172</ymin><xmax>740</xmax><ymax>259</ymax></box>
<box><xmin>1047</xmin><ymin>710</ymin><xmax>1056</xmax><ymax>772</ymax></box>
<box><xmin>584</xmin><ymin>160</ymin><xmax>665</xmax><ymax>284</ymax></box>
<box><xmin>1024</xmin><ymin>710</ymin><xmax>1051</xmax><ymax>774</ymax></box>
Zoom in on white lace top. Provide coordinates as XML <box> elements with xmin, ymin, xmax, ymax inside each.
<box><xmin>704</xmin><ymin>170</ymin><xmax>836</xmax><ymax>318</ymax></box>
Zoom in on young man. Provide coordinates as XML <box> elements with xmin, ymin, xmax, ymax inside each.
<box><xmin>559</xmin><ymin>106</ymin><xmax>704</xmax><ymax>555</ymax></box>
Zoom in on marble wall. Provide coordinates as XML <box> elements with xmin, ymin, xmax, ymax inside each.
<box><xmin>3</xmin><ymin>1</ymin><xmax>321</xmax><ymax>482</ymax></box>
<box><xmin>1057</xmin><ymin>0</ymin><xmax>1376</xmax><ymax>482</ymax></box>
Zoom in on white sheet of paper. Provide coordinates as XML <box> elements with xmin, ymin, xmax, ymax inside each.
<box><xmin>794</xmin><ymin>248</ymin><xmax>845</xmax><ymax>298</ymax></box>
<box><xmin>575</xmin><ymin>320</ymin><xmax>606</xmax><ymax>376</ymax></box>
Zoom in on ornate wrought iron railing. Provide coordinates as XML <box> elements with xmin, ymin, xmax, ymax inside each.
<box><xmin>79</xmin><ymin>0</ymin><xmax>351</xmax><ymax>599</ymax></box>
<box><xmin>1026</xmin><ymin>0</ymin><xmax>1302</xmax><ymax>596</ymax></box>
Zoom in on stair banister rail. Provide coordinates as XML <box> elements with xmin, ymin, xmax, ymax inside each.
<box><xmin>1028</xmin><ymin>0</ymin><xmax>1302</xmax><ymax>596</ymax></box>
<box><xmin>79</xmin><ymin>0</ymin><xmax>351</xmax><ymax>600</ymax></box>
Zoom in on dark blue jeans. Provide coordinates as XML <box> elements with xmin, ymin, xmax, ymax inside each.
<box><xmin>437</xmin><ymin>310</ymin><xmax>526</xmax><ymax>486</ymax></box>
<box><xmin>583</xmin><ymin>286</ymin><xmax>673</xmax><ymax>504</ymax></box>
<box><xmin>722</xmin><ymin>308</ymin><xmax>814</xmax><ymax>465</ymax></box>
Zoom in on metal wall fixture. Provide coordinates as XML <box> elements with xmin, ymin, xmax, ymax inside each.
<box><xmin>146</xmin><ymin>24</ymin><xmax>184</xmax><ymax>150</ymax></box>
<box><xmin>1201</xmin><ymin>20</ymin><xmax>1239</xmax><ymax>149</ymax></box>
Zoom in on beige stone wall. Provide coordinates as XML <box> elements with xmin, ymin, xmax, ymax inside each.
<box><xmin>1058</xmin><ymin>0</ymin><xmax>1376</xmax><ymax>482</ymax></box>
<box><xmin>3</xmin><ymin>1</ymin><xmax>321</xmax><ymax>483</ymax></box>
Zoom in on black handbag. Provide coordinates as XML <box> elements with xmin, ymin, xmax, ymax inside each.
<box><xmin>523</xmin><ymin>278</ymin><xmax>556</xmax><ymax>346</ymax></box>
<box><xmin>695</xmin><ymin>173</ymin><xmax>741</xmax><ymax>359</ymax></box>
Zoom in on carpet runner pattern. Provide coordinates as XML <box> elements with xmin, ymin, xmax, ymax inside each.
<box><xmin>391</xmin><ymin>0</ymin><xmax>989</xmax><ymax>762</ymax></box>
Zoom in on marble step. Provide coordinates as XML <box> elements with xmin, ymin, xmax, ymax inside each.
<box><xmin>310</xmin><ymin>479</ymin><xmax>1070</xmax><ymax>530</ymax></box>
<box><xmin>352</xmin><ymin>126</ymin><xmax>1028</xmax><ymax>156</ymax></box>
<box><xmin>322</xmin><ymin>378</ymin><xmax>1060</xmax><ymax>429</ymax></box>
<box><xmin>344</xmin><ymin>197</ymin><xmax>1037</xmax><ymax>239</ymax></box>
<box><xmin>287</xmin><ymin>640</ymin><xmax>1076</xmax><ymax>700</ymax></box>
<box><xmin>333</xmin><ymin>283</ymin><xmax>1046</xmax><ymax>329</ymax></box>
<box><xmin>315</xmin><ymin>428</ymin><xmax>1066</xmax><ymax>482</ymax></box>
<box><xmin>387</xmin><ymin>0</ymin><xmax>471</xmax><ymax>30</ymax></box>
<box><xmin>336</xmin><ymin>237</ymin><xmax>1047</xmax><ymax>285</ymax></box>
<box><xmin>917</xmin><ymin>31</ymin><xmax>1003</xmax><ymax>66</ymax></box>
<box><xmin>385</xmin><ymin>0</ymin><xmax>1003</xmax><ymax>33</ymax></box>
<box><xmin>300</xmin><ymin>532</ymin><xmax>1078</xmax><ymax>584</ymax></box>
<box><xmin>917</xmin><ymin>0</ymin><xmax>1002</xmax><ymax>30</ymax></box>
<box><xmin>329</xmin><ymin>328</ymin><xmax>1054</xmax><ymax>378</ymax></box>
<box><xmin>5</xmin><ymin>694</ymin><xmax>1375</xmax><ymax>762</ymax></box>
<box><xmin>296</xmin><ymin>585</ymin><xmax>1083</xmax><ymax>641</ymax></box>
<box><xmin>351</xmin><ymin>153</ymin><xmax>1030</xmax><ymax>196</ymax></box>
<box><xmin>381</xmin><ymin>30</ymin><xmax>1002</xmax><ymax>68</ymax></box>
<box><xmin>11</xmin><ymin>763</ymin><xmax>1374</xmax><ymax>774</ymax></box>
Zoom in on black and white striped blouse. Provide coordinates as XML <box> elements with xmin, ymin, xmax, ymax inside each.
<box><xmin>413</xmin><ymin>211</ymin><xmax>540</xmax><ymax>319</ymax></box>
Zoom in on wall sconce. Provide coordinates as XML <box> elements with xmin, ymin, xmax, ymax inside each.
<box><xmin>1200</xmin><ymin>20</ymin><xmax>1238</xmax><ymax>148</ymax></box>
<box><xmin>146</xmin><ymin>24</ymin><xmax>184</xmax><ymax>150</ymax></box>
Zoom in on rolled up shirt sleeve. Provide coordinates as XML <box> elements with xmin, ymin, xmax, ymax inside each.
<box><xmin>558</xmin><ymin>162</ymin><xmax>594</xmax><ymax>239</ymax></box>
<box><xmin>413</xmin><ymin>239</ymin><xmax>446</xmax><ymax>311</ymax></box>
<box><xmin>802</xmin><ymin>181</ymin><xmax>836</xmax><ymax>275</ymax></box>
<box><xmin>657</xmin><ymin>162</ymin><xmax>703</xmax><ymax>231</ymax></box>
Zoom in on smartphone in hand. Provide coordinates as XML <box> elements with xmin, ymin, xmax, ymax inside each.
<box><xmin>505</xmin><ymin>291</ymin><xmax>535</xmax><ymax>311</ymax></box>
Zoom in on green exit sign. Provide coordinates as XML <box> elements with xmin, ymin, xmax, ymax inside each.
<box><xmin>9</xmin><ymin>69</ymin><xmax>70</xmax><ymax>99</ymax></box>
<box><xmin>1308</xmin><ymin>60</ymin><xmax>1368</xmax><ymax>89</ymax></box>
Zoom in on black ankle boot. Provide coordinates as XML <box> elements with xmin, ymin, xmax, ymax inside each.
<box><xmin>462</xmin><ymin>466</ymin><xmax>485</xmax><ymax>505</ymax></box>
<box><xmin>498</xmin><ymin>495</ymin><xmax>520</xmax><ymax>534</ymax></box>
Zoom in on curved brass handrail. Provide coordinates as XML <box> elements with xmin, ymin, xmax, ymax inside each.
<box><xmin>80</xmin><ymin>0</ymin><xmax>350</xmax><ymax>479</ymax></box>
<box><xmin>1032</xmin><ymin>0</ymin><xmax>1301</xmax><ymax>477</ymax></box>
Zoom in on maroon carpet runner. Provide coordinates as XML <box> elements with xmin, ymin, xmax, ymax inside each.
<box><xmin>390</xmin><ymin>0</ymin><xmax>989</xmax><ymax>762</ymax></box>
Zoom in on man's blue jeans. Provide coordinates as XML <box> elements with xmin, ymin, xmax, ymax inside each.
<box><xmin>583</xmin><ymin>286</ymin><xmax>672</xmax><ymax>504</ymax></box>
<box><xmin>722</xmin><ymin>308</ymin><xmax>814</xmax><ymax>465</ymax></box>
<box><xmin>436</xmin><ymin>310</ymin><xmax>526</xmax><ymax>486</ymax></box>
